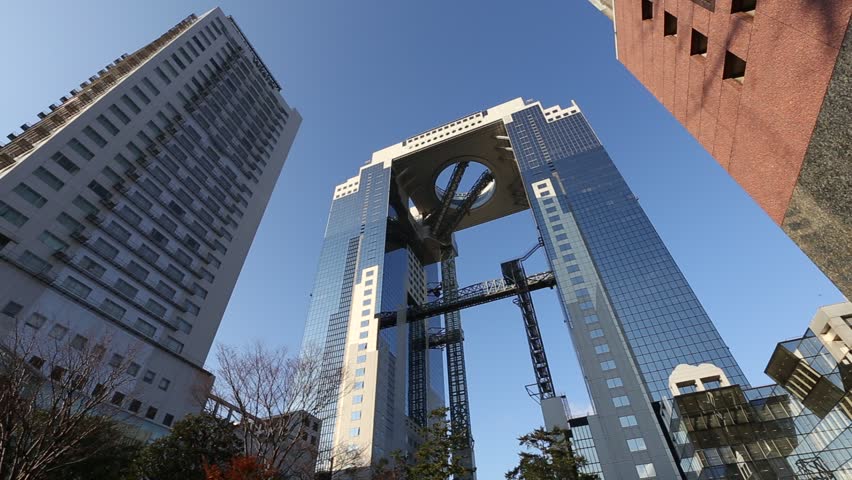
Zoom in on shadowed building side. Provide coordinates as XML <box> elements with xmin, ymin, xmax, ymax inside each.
<box><xmin>587</xmin><ymin>0</ymin><xmax>852</xmax><ymax>299</ymax></box>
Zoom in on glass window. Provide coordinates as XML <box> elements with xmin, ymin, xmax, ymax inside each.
<box><xmin>702</xmin><ymin>378</ymin><xmax>722</xmax><ymax>390</ymax></box>
<box><xmin>156</xmin><ymin>281</ymin><xmax>176</xmax><ymax>299</ymax></box>
<box><xmin>68</xmin><ymin>138</ymin><xmax>94</xmax><ymax>160</ymax></box>
<box><xmin>121</xmin><ymin>94</ymin><xmax>141</xmax><ymax>114</ymax></box>
<box><xmin>607</xmin><ymin>377</ymin><xmax>623</xmax><ymax>389</ymax></box>
<box><xmin>142</xmin><ymin>78</ymin><xmax>160</xmax><ymax>96</ymax></box>
<box><xmin>25</xmin><ymin>312</ymin><xmax>46</xmax><ymax>329</ymax></box>
<box><xmin>145</xmin><ymin>407</ymin><xmax>158</xmax><ymax>420</ymax></box>
<box><xmin>56</xmin><ymin>212</ymin><xmax>83</xmax><ymax>232</ymax></box>
<box><xmin>355</xmin><ymin>368</ymin><xmax>365</xmax><ymax>376</ymax></box>
<box><xmin>93</xmin><ymin>238</ymin><xmax>119</xmax><ymax>259</ymax></box>
<box><xmin>109</xmin><ymin>104</ymin><xmax>131</xmax><ymax>124</ymax></box>
<box><xmin>159</xmin><ymin>378</ymin><xmax>170</xmax><ymax>391</ymax></box>
<box><xmin>678</xmin><ymin>383</ymin><xmax>697</xmax><ymax>394</ymax></box>
<box><xmin>134</xmin><ymin>318</ymin><xmax>156</xmax><ymax>337</ymax></box>
<box><xmin>627</xmin><ymin>438</ymin><xmax>647</xmax><ymax>452</ymax></box>
<box><xmin>357</xmin><ymin>343</ymin><xmax>368</xmax><ymax>351</ymax></box>
<box><xmin>62</xmin><ymin>276</ymin><xmax>92</xmax><ymax>299</ymax></box>
<box><xmin>83</xmin><ymin>126</ymin><xmax>107</xmax><ymax>147</ymax></box>
<box><xmin>2</xmin><ymin>301</ymin><xmax>23</xmax><ymax>318</ymax></box>
<box><xmin>613</xmin><ymin>395</ymin><xmax>630</xmax><ymax>408</ymax></box>
<box><xmin>34</xmin><ymin>167</ymin><xmax>64</xmax><ymax>191</ymax></box>
<box><xmin>108</xmin><ymin>353</ymin><xmax>124</xmax><ymax>367</ymax></box>
<box><xmin>127</xmin><ymin>362</ymin><xmax>140</xmax><ymax>376</ymax></box>
<box><xmin>595</xmin><ymin>344</ymin><xmax>610</xmax><ymax>354</ymax></box>
<box><xmin>155</xmin><ymin>67</ymin><xmax>171</xmax><ymax>85</ymax></box>
<box><xmin>97</xmin><ymin>115</ymin><xmax>120</xmax><ymax>135</ymax></box>
<box><xmin>177</xmin><ymin>318</ymin><xmax>192</xmax><ymax>334</ymax></box>
<box><xmin>359</xmin><ymin>331</ymin><xmax>368</xmax><ymax>339</ymax></box>
<box><xmin>127</xmin><ymin>261</ymin><xmax>149</xmax><ymax>281</ymax></box>
<box><xmin>70</xmin><ymin>334</ymin><xmax>88</xmax><ymax>350</ymax></box>
<box><xmin>356</xmin><ymin>355</ymin><xmax>367</xmax><ymax>363</ymax></box>
<box><xmin>349</xmin><ymin>427</ymin><xmax>360</xmax><ymax>437</ymax></box>
<box><xmin>48</xmin><ymin>324</ymin><xmax>69</xmax><ymax>340</ymax></box>
<box><xmin>354</xmin><ymin>381</ymin><xmax>364</xmax><ymax>390</ymax></box>
<box><xmin>584</xmin><ymin>314</ymin><xmax>599</xmax><ymax>324</ymax></box>
<box><xmin>636</xmin><ymin>463</ymin><xmax>656</xmax><ymax>478</ymax></box>
<box><xmin>19</xmin><ymin>250</ymin><xmax>49</xmax><ymax>272</ymax></box>
<box><xmin>52</xmin><ymin>152</ymin><xmax>80</xmax><ymax>174</ymax></box>
<box><xmin>600</xmin><ymin>360</ymin><xmax>616</xmax><ymax>371</ymax></box>
<box><xmin>351</xmin><ymin>411</ymin><xmax>361</xmax><ymax>420</ymax></box>
<box><xmin>72</xmin><ymin>195</ymin><xmax>97</xmax><ymax>215</ymax></box>
<box><xmin>589</xmin><ymin>329</ymin><xmax>603</xmax><ymax>339</ymax></box>
<box><xmin>13</xmin><ymin>183</ymin><xmax>47</xmax><ymax>208</ymax></box>
<box><xmin>0</xmin><ymin>201</ymin><xmax>28</xmax><ymax>226</ymax></box>
<box><xmin>619</xmin><ymin>415</ymin><xmax>638</xmax><ymax>428</ymax></box>
<box><xmin>145</xmin><ymin>299</ymin><xmax>167</xmax><ymax>317</ymax></box>
<box><xmin>143</xmin><ymin>370</ymin><xmax>156</xmax><ymax>383</ymax></box>
<box><xmin>114</xmin><ymin>279</ymin><xmax>138</xmax><ymax>299</ymax></box>
<box><xmin>39</xmin><ymin>230</ymin><xmax>68</xmax><ymax>252</ymax></box>
<box><xmin>100</xmin><ymin>298</ymin><xmax>126</xmax><ymax>320</ymax></box>
<box><xmin>352</xmin><ymin>395</ymin><xmax>363</xmax><ymax>405</ymax></box>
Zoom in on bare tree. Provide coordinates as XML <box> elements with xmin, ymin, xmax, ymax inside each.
<box><xmin>0</xmin><ymin>321</ymin><xmax>141</xmax><ymax>480</ymax></box>
<box><xmin>210</xmin><ymin>343</ymin><xmax>361</xmax><ymax>479</ymax></box>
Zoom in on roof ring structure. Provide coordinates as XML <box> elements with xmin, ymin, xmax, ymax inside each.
<box><xmin>433</xmin><ymin>158</ymin><xmax>496</xmax><ymax>211</ymax></box>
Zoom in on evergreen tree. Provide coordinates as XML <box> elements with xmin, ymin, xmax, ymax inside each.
<box><xmin>133</xmin><ymin>413</ymin><xmax>243</xmax><ymax>480</ymax></box>
<box><xmin>372</xmin><ymin>408</ymin><xmax>473</xmax><ymax>480</ymax></box>
<box><xmin>505</xmin><ymin>428</ymin><xmax>597</xmax><ymax>480</ymax></box>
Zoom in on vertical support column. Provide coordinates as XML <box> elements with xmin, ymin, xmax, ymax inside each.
<box><xmin>408</xmin><ymin>315</ymin><xmax>428</xmax><ymax>427</ymax></box>
<box><xmin>440</xmin><ymin>246</ymin><xmax>476</xmax><ymax>479</ymax></box>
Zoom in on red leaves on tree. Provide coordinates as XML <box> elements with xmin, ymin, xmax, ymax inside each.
<box><xmin>203</xmin><ymin>455</ymin><xmax>278</xmax><ymax>480</ymax></box>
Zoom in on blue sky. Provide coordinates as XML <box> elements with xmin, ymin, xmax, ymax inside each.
<box><xmin>1</xmin><ymin>1</ymin><xmax>844</xmax><ymax>477</ymax></box>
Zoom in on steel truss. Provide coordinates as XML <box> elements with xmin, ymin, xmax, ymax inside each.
<box><xmin>376</xmin><ymin>270</ymin><xmax>556</xmax><ymax>327</ymax></box>
<box><xmin>440</xmin><ymin>247</ymin><xmax>475</xmax><ymax>479</ymax></box>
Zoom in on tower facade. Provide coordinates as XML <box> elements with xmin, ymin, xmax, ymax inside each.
<box><xmin>0</xmin><ymin>8</ymin><xmax>300</xmax><ymax>438</ymax></box>
<box><xmin>587</xmin><ymin>0</ymin><xmax>852</xmax><ymax>301</ymax></box>
<box><xmin>305</xmin><ymin>97</ymin><xmax>745</xmax><ymax>478</ymax></box>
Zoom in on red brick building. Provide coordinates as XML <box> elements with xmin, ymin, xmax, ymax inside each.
<box><xmin>589</xmin><ymin>0</ymin><xmax>852</xmax><ymax>299</ymax></box>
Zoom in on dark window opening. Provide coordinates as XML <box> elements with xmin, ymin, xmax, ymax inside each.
<box><xmin>723</xmin><ymin>51</ymin><xmax>747</xmax><ymax>82</ymax></box>
<box><xmin>664</xmin><ymin>12</ymin><xmax>678</xmax><ymax>36</ymax></box>
<box><xmin>641</xmin><ymin>0</ymin><xmax>653</xmax><ymax>20</ymax></box>
<box><xmin>691</xmin><ymin>29</ymin><xmax>708</xmax><ymax>56</ymax></box>
<box><xmin>29</xmin><ymin>356</ymin><xmax>45</xmax><ymax>369</ymax></box>
<box><xmin>731</xmin><ymin>0</ymin><xmax>756</xmax><ymax>14</ymax></box>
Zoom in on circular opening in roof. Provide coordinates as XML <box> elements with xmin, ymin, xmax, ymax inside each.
<box><xmin>434</xmin><ymin>160</ymin><xmax>495</xmax><ymax>211</ymax></box>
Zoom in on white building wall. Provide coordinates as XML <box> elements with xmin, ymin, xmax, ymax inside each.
<box><xmin>0</xmin><ymin>7</ymin><xmax>300</xmax><ymax>437</ymax></box>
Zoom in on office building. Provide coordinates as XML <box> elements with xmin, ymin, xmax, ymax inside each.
<box><xmin>587</xmin><ymin>0</ymin><xmax>852</xmax><ymax>300</ymax></box>
<box><xmin>0</xmin><ymin>8</ymin><xmax>300</xmax><ymax>438</ymax></box>
<box><xmin>303</xmin><ymin>97</ymin><xmax>745</xmax><ymax>478</ymax></box>
<box><xmin>656</xmin><ymin>302</ymin><xmax>852</xmax><ymax>477</ymax></box>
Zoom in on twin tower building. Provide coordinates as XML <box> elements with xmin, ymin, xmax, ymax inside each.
<box><xmin>1</xmin><ymin>7</ymin><xmax>850</xmax><ymax>480</ymax></box>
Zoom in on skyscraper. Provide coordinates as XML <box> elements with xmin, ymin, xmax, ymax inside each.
<box><xmin>303</xmin><ymin>97</ymin><xmax>745</xmax><ymax>478</ymax></box>
<box><xmin>586</xmin><ymin>0</ymin><xmax>852</xmax><ymax>300</ymax></box>
<box><xmin>0</xmin><ymin>8</ymin><xmax>300</xmax><ymax>438</ymax></box>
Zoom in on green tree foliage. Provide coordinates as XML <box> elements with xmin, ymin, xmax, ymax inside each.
<box><xmin>372</xmin><ymin>408</ymin><xmax>473</xmax><ymax>480</ymax></box>
<box><xmin>133</xmin><ymin>413</ymin><xmax>243</xmax><ymax>480</ymax></box>
<box><xmin>505</xmin><ymin>428</ymin><xmax>597</xmax><ymax>480</ymax></box>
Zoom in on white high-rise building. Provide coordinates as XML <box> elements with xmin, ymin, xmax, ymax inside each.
<box><xmin>0</xmin><ymin>8</ymin><xmax>300</xmax><ymax>438</ymax></box>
